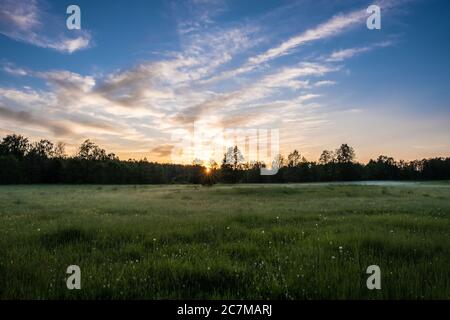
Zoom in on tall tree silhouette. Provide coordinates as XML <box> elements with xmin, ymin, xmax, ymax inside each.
<box><xmin>319</xmin><ymin>150</ymin><xmax>335</xmax><ymax>164</ymax></box>
<box><xmin>336</xmin><ymin>144</ymin><xmax>355</xmax><ymax>163</ymax></box>
<box><xmin>221</xmin><ymin>146</ymin><xmax>244</xmax><ymax>183</ymax></box>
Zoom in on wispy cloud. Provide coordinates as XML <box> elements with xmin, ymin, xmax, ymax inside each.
<box><xmin>173</xmin><ymin>0</ymin><xmax>228</xmax><ymax>35</ymax></box>
<box><xmin>205</xmin><ymin>7</ymin><xmax>368</xmax><ymax>83</ymax></box>
<box><xmin>0</xmin><ymin>0</ymin><xmax>91</xmax><ymax>53</ymax></box>
<box><xmin>326</xmin><ymin>41</ymin><xmax>393</xmax><ymax>62</ymax></box>
<box><xmin>314</xmin><ymin>80</ymin><xmax>336</xmax><ymax>87</ymax></box>
<box><xmin>327</xmin><ymin>47</ymin><xmax>372</xmax><ymax>62</ymax></box>
<box><xmin>248</xmin><ymin>9</ymin><xmax>367</xmax><ymax>65</ymax></box>
<box><xmin>170</xmin><ymin>62</ymin><xmax>336</xmax><ymax>127</ymax></box>
<box><xmin>0</xmin><ymin>1</ymin><xmax>403</xmax><ymax>160</ymax></box>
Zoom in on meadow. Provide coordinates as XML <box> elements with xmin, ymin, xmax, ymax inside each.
<box><xmin>0</xmin><ymin>182</ymin><xmax>449</xmax><ymax>299</ymax></box>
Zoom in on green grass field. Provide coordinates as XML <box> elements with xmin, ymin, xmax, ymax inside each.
<box><xmin>0</xmin><ymin>182</ymin><xmax>449</xmax><ymax>299</ymax></box>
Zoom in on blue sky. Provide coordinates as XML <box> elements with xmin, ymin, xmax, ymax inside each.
<box><xmin>0</xmin><ymin>0</ymin><xmax>449</xmax><ymax>163</ymax></box>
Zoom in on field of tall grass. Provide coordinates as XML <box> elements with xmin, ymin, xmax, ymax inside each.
<box><xmin>0</xmin><ymin>182</ymin><xmax>449</xmax><ymax>299</ymax></box>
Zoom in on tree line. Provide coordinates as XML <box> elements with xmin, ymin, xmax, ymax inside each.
<box><xmin>1</xmin><ymin>134</ymin><xmax>449</xmax><ymax>184</ymax></box>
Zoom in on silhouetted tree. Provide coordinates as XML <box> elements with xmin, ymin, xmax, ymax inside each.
<box><xmin>273</xmin><ymin>153</ymin><xmax>285</xmax><ymax>169</ymax></box>
<box><xmin>78</xmin><ymin>139</ymin><xmax>117</xmax><ymax>161</ymax></box>
<box><xmin>287</xmin><ymin>150</ymin><xmax>301</xmax><ymax>167</ymax></box>
<box><xmin>221</xmin><ymin>146</ymin><xmax>244</xmax><ymax>183</ymax></box>
<box><xmin>1</xmin><ymin>133</ymin><xmax>449</xmax><ymax>184</ymax></box>
<box><xmin>319</xmin><ymin>150</ymin><xmax>335</xmax><ymax>164</ymax></box>
<box><xmin>54</xmin><ymin>142</ymin><xmax>67</xmax><ymax>159</ymax></box>
<box><xmin>29</xmin><ymin>140</ymin><xmax>55</xmax><ymax>158</ymax></box>
<box><xmin>0</xmin><ymin>134</ymin><xmax>29</xmax><ymax>158</ymax></box>
<box><xmin>334</xmin><ymin>144</ymin><xmax>358</xmax><ymax>180</ymax></box>
<box><xmin>336</xmin><ymin>144</ymin><xmax>355</xmax><ymax>164</ymax></box>
<box><xmin>366</xmin><ymin>155</ymin><xmax>400</xmax><ymax>180</ymax></box>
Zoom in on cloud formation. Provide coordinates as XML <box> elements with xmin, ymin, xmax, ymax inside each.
<box><xmin>0</xmin><ymin>0</ymin><xmax>91</xmax><ymax>53</ymax></box>
<box><xmin>205</xmin><ymin>6</ymin><xmax>370</xmax><ymax>83</ymax></box>
<box><xmin>0</xmin><ymin>1</ymin><xmax>400</xmax><ymax>161</ymax></box>
<box><xmin>0</xmin><ymin>104</ymin><xmax>72</xmax><ymax>135</ymax></box>
<box><xmin>326</xmin><ymin>41</ymin><xmax>393</xmax><ymax>62</ymax></box>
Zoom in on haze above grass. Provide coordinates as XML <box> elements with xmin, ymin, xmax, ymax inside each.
<box><xmin>0</xmin><ymin>182</ymin><xmax>449</xmax><ymax>299</ymax></box>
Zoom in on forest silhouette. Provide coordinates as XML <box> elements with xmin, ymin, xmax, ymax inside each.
<box><xmin>1</xmin><ymin>134</ymin><xmax>449</xmax><ymax>184</ymax></box>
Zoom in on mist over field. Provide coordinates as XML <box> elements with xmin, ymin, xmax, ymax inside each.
<box><xmin>1</xmin><ymin>183</ymin><xmax>449</xmax><ymax>299</ymax></box>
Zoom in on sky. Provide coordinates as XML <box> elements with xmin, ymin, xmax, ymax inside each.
<box><xmin>0</xmin><ymin>0</ymin><xmax>449</xmax><ymax>164</ymax></box>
